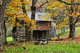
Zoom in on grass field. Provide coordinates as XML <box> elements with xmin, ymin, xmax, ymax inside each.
<box><xmin>2</xmin><ymin>43</ymin><xmax>80</xmax><ymax>53</ymax></box>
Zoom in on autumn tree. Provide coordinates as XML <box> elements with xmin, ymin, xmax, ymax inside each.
<box><xmin>5</xmin><ymin>0</ymin><xmax>37</xmax><ymax>41</ymax></box>
<box><xmin>47</xmin><ymin>0</ymin><xmax>80</xmax><ymax>40</ymax></box>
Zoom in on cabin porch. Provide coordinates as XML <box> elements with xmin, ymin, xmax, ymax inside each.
<box><xmin>33</xmin><ymin>30</ymin><xmax>51</xmax><ymax>40</ymax></box>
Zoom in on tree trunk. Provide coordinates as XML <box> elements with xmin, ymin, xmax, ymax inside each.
<box><xmin>0</xmin><ymin>23</ymin><xmax>3</xmax><ymax>50</ymax></box>
<box><xmin>2</xmin><ymin>20</ymin><xmax>7</xmax><ymax>44</ymax></box>
<box><xmin>0</xmin><ymin>5</ymin><xmax>3</xmax><ymax>51</ymax></box>
<box><xmin>0</xmin><ymin>0</ymin><xmax>8</xmax><ymax>50</ymax></box>
<box><xmin>20</xmin><ymin>0</ymin><xmax>31</xmax><ymax>41</ymax></box>
<box><xmin>69</xmin><ymin>0</ymin><xmax>75</xmax><ymax>40</ymax></box>
<box><xmin>61</xmin><ymin>27</ymin><xmax>65</xmax><ymax>33</ymax></box>
<box><xmin>69</xmin><ymin>16</ymin><xmax>75</xmax><ymax>40</ymax></box>
<box><xmin>21</xmin><ymin>0</ymin><xmax>26</xmax><ymax>13</ymax></box>
<box><xmin>30</xmin><ymin>0</ymin><xmax>36</xmax><ymax>41</ymax></box>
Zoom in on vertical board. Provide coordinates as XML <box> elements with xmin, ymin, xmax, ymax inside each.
<box><xmin>51</xmin><ymin>22</ymin><xmax>56</xmax><ymax>38</ymax></box>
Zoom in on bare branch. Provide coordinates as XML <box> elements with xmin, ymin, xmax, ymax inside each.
<box><xmin>75</xmin><ymin>15</ymin><xmax>80</xmax><ymax>24</ymax></box>
<box><xmin>58</xmin><ymin>0</ymin><xmax>80</xmax><ymax>5</ymax></box>
<box><xmin>37</xmin><ymin>0</ymin><xmax>48</xmax><ymax>10</ymax></box>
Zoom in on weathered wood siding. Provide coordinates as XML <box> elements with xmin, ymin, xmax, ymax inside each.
<box><xmin>51</xmin><ymin>22</ymin><xmax>56</xmax><ymax>38</ymax></box>
<box><xmin>16</xmin><ymin>26</ymin><xmax>27</xmax><ymax>41</ymax></box>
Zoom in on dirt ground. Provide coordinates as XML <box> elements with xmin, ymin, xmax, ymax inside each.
<box><xmin>24</xmin><ymin>36</ymin><xmax>80</xmax><ymax>44</ymax></box>
<box><xmin>49</xmin><ymin>36</ymin><xmax>80</xmax><ymax>44</ymax></box>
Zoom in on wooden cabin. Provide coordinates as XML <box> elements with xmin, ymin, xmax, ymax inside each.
<box><xmin>15</xmin><ymin>12</ymin><xmax>56</xmax><ymax>41</ymax></box>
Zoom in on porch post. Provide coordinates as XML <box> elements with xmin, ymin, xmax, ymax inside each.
<box><xmin>37</xmin><ymin>31</ymin><xmax>38</xmax><ymax>40</ymax></box>
<box><xmin>46</xmin><ymin>31</ymin><xmax>48</xmax><ymax>39</ymax></box>
<box><xmin>49</xmin><ymin>31</ymin><xmax>51</xmax><ymax>39</ymax></box>
<box><xmin>42</xmin><ymin>31</ymin><xmax>44</xmax><ymax>39</ymax></box>
<box><xmin>31</xmin><ymin>31</ymin><xmax>33</xmax><ymax>41</ymax></box>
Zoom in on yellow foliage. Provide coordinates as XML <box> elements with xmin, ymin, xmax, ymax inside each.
<box><xmin>76</xmin><ymin>12</ymin><xmax>80</xmax><ymax>15</ymax></box>
<box><xmin>56</xmin><ymin>16</ymin><xmax>69</xmax><ymax>29</ymax></box>
<box><xmin>47</xmin><ymin>0</ymin><xmax>80</xmax><ymax>28</ymax></box>
<box><xmin>5</xmin><ymin>0</ymin><xmax>35</xmax><ymax>30</ymax></box>
<box><xmin>15</xmin><ymin>23</ymin><xmax>21</xmax><ymax>26</ymax></box>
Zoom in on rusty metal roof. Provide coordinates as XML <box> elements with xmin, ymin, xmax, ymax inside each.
<box><xmin>28</xmin><ymin>12</ymin><xmax>56</xmax><ymax>21</ymax></box>
<box><xmin>34</xmin><ymin>25</ymin><xmax>51</xmax><ymax>31</ymax></box>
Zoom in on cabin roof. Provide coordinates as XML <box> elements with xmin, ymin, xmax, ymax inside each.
<box><xmin>28</xmin><ymin>12</ymin><xmax>55</xmax><ymax>21</ymax></box>
<box><xmin>34</xmin><ymin>25</ymin><xmax>51</xmax><ymax>31</ymax></box>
